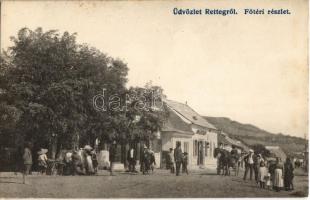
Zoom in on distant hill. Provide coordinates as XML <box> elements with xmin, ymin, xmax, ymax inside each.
<box><xmin>204</xmin><ymin>116</ymin><xmax>308</xmax><ymax>156</ymax></box>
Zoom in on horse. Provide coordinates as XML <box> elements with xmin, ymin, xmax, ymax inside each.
<box><xmin>215</xmin><ymin>148</ymin><xmax>228</xmax><ymax>175</ymax></box>
<box><xmin>215</xmin><ymin>148</ymin><xmax>239</xmax><ymax>176</ymax></box>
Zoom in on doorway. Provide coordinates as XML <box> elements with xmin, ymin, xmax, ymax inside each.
<box><xmin>197</xmin><ymin>141</ymin><xmax>204</xmax><ymax>165</ymax></box>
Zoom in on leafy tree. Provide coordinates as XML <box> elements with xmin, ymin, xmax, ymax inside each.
<box><xmin>0</xmin><ymin>28</ymin><xmax>127</xmax><ymax>153</ymax></box>
<box><xmin>0</xmin><ymin>27</ymin><xmax>166</xmax><ymax>158</ymax></box>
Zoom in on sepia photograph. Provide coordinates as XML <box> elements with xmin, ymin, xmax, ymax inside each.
<box><xmin>0</xmin><ymin>0</ymin><xmax>308</xmax><ymax>198</ymax></box>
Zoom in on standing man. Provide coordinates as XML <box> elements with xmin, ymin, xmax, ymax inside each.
<box><xmin>109</xmin><ymin>140</ymin><xmax>117</xmax><ymax>176</ymax></box>
<box><xmin>168</xmin><ymin>148</ymin><xmax>175</xmax><ymax>173</ymax></box>
<box><xmin>127</xmin><ymin>145</ymin><xmax>137</xmax><ymax>173</ymax></box>
<box><xmin>141</xmin><ymin>145</ymin><xmax>150</xmax><ymax>174</ymax></box>
<box><xmin>174</xmin><ymin>142</ymin><xmax>183</xmax><ymax>176</ymax></box>
<box><xmin>23</xmin><ymin>142</ymin><xmax>33</xmax><ymax>175</ymax></box>
<box><xmin>243</xmin><ymin>149</ymin><xmax>255</xmax><ymax>181</ymax></box>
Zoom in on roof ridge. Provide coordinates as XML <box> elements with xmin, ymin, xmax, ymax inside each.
<box><xmin>166</xmin><ymin>103</ymin><xmax>193</xmax><ymax>125</ymax></box>
<box><xmin>164</xmin><ymin>99</ymin><xmax>202</xmax><ymax>123</ymax></box>
<box><xmin>164</xmin><ymin>99</ymin><xmax>216</xmax><ymax>129</ymax></box>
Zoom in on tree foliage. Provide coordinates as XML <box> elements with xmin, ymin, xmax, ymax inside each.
<box><xmin>0</xmin><ymin>27</ymin><xmax>166</xmax><ymax>151</ymax></box>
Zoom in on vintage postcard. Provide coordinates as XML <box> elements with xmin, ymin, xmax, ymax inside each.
<box><xmin>0</xmin><ymin>0</ymin><xmax>308</xmax><ymax>198</ymax></box>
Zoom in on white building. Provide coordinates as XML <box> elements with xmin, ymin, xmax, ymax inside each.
<box><xmin>159</xmin><ymin>99</ymin><xmax>219</xmax><ymax>170</ymax></box>
<box><xmin>97</xmin><ymin>99</ymin><xmax>219</xmax><ymax>171</ymax></box>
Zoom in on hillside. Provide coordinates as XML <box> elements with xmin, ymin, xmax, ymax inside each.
<box><xmin>204</xmin><ymin>116</ymin><xmax>308</xmax><ymax>156</ymax></box>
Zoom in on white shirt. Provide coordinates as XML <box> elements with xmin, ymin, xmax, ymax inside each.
<box><xmin>38</xmin><ymin>154</ymin><xmax>47</xmax><ymax>161</ymax></box>
<box><xmin>130</xmin><ymin>149</ymin><xmax>134</xmax><ymax>158</ymax></box>
<box><xmin>248</xmin><ymin>154</ymin><xmax>254</xmax><ymax>164</ymax></box>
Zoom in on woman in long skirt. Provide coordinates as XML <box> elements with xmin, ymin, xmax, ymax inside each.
<box><xmin>273</xmin><ymin>157</ymin><xmax>284</xmax><ymax>192</ymax></box>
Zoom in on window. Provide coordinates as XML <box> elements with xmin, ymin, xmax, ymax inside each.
<box><xmin>184</xmin><ymin>142</ymin><xmax>189</xmax><ymax>153</ymax></box>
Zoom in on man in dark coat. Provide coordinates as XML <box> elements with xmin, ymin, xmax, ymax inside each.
<box><xmin>127</xmin><ymin>145</ymin><xmax>137</xmax><ymax>173</ymax></box>
<box><xmin>141</xmin><ymin>145</ymin><xmax>151</xmax><ymax>174</ymax></box>
<box><xmin>243</xmin><ymin>149</ymin><xmax>255</xmax><ymax>181</ymax></box>
<box><xmin>109</xmin><ymin>141</ymin><xmax>117</xmax><ymax>176</ymax></box>
<box><xmin>284</xmin><ymin>157</ymin><xmax>294</xmax><ymax>191</ymax></box>
<box><xmin>174</xmin><ymin>142</ymin><xmax>183</xmax><ymax>176</ymax></box>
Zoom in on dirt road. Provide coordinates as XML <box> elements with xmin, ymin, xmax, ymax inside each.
<box><xmin>0</xmin><ymin>168</ymin><xmax>308</xmax><ymax>198</ymax></box>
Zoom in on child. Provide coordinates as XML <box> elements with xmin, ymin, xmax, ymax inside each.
<box><xmin>182</xmin><ymin>152</ymin><xmax>189</xmax><ymax>175</ymax></box>
<box><xmin>258</xmin><ymin>161</ymin><xmax>267</xmax><ymax>189</ymax></box>
<box><xmin>265</xmin><ymin>172</ymin><xmax>271</xmax><ymax>190</ymax></box>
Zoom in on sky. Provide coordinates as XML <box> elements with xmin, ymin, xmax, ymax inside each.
<box><xmin>1</xmin><ymin>0</ymin><xmax>308</xmax><ymax>138</ymax></box>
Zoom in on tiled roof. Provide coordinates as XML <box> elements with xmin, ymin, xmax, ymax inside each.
<box><xmin>163</xmin><ymin>99</ymin><xmax>216</xmax><ymax>129</ymax></box>
<box><xmin>162</xmin><ymin>105</ymin><xmax>194</xmax><ymax>135</ymax></box>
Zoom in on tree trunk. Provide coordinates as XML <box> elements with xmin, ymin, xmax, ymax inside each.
<box><xmin>51</xmin><ymin>137</ymin><xmax>57</xmax><ymax>159</ymax></box>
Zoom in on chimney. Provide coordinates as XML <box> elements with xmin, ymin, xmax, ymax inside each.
<box><xmin>185</xmin><ymin>101</ymin><xmax>187</xmax><ymax>105</ymax></box>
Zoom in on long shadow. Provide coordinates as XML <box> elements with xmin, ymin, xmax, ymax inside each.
<box><xmin>195</xmin><ymin>173</ymin><xmax>219</xmax><ymax>176</ymax></box>
<box><xmin>231</xmin><ymin>179</ymin><xmax>245</xmax><ymax>183</ymax></box>
<box><xmin>0</xmin><ymin>181</ymin><xmax>25</xmax><ymax>185</ymax></box>
<box><xmin>0</xmin><ymin>177</ymin><xmax>20</xmax><ymax>179</ymax></box>
<box><xmin>94</xmin><ymin>174</ymin><xmax>116</xmax><ymax>177</ymax></box>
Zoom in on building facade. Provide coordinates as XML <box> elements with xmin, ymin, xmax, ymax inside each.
<box><xmin>97</xmin><ymin>99</ymin><xmax>219</xmax><ymax>171</ymax></box>
<box><xmin>159</xmin><ymin>99</ymin><xmax>219</xmax><ymax>170</ymax></box>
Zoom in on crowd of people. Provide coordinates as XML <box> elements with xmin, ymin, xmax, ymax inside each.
<box><xmin>21</xmin><ymin>142</ymin><xmax>99</xmax><ymax>176</ymax></box>
<box><xmin>19</xmin><ymin>141</ymin><xmax>189</xmax><ymax>177</ymax></box>
<box><xmin>166</xmin><ymin>142</ymin><xmax>189</xmax><ymax>176</ymax></box>
<box><xmin>242</xmin><ymin>149</ymin><xmax>295</xmax><ymax>192</ymax></box>
<box><xmin>108</xmin><ymin>141</ymin><xmax>157</xmax><ymax>176</ymax></box>
<box><xmin>215</xmin><ymin>143</ymin><xmax>295</xmax><ymax>192</ymax></box>
<box><xmin>19</xmin><ymin>141</ymin><xmax>295</xmax><ymax>193</ymax></box>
